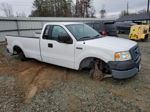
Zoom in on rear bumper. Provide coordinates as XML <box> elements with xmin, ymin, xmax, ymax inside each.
<box><xmin>108</xmin><ymin>57</ymin><xmax>141</xmax><ymax>79</ymax></box>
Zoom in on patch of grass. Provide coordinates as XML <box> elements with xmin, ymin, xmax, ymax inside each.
<box><xmin>0</xmin><ymin>45</ymin><xmax>4</xmax><ymax>51</ymax></box>
<box><xmin>0</xmin><ymin>42</ymin><xmax>4</xmax><ymax>46</ymax></box>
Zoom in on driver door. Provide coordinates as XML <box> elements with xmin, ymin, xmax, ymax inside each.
<box><xmin>40</xmin><ymin>25</ymin><xmax>75</xmax><ymax>69</ymax></box>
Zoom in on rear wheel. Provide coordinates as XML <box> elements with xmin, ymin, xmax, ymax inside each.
<box><xmin>18</xmin><ymin>51</ymin><xmax>27</xmax><ymax>61</ymax></box>
<box><xmin>14</xmin><ymin>46</ymin><xmax>27</xmax><ymax>61</ymax></box>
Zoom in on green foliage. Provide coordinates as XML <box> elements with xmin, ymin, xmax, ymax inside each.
<box><xmin>30</xmin><ymin>0</ymin><xmax>95</xmax><ymax>17</ymax></box>
<box><xmin>75</xmin><ymin>0</ymin><xmax>93</xmax><ymax>17</ymax></box>
<box><xmin>30</xmin><ymin>0</ymin><xmax>73</xmax><ymax>17</ymax></box>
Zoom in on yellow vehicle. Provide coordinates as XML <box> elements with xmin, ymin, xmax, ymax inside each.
<box><xmin>129</xmin><ymin>25</ymin><xmax>149</xmax><ymax>41</ymax></box>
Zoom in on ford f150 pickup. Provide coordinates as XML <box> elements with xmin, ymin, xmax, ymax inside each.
<box><xmin>6</xmin><ymin>22</ymin><xmax>141</xmax><ymax>79</ymax></box>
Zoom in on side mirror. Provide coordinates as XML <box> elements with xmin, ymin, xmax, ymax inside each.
<box><xmin>58</xmin><ymin>35</ymin><xmax>73</xmax><ymax>44</ymax></box>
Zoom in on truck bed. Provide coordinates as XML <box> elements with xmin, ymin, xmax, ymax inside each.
<box><xmin>6</xmin><ymin>35</ymin><xmax>42</xmax><ymax>61</ymax></box>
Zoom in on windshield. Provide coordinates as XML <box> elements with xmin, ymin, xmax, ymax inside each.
<box><xmin>66</xmin><ymin>24</ymin><xmax>102</xmax><ymax>41</ymax></box>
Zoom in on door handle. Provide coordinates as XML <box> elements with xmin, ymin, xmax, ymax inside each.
<box><xmin>76</xmin><ymin>47</ymin><xmax>83</xmax><ymax>50</ymax></box>
<box><xmin>48</xmin><ymin>43</ymin><xmax>53</xmax><ymax>48</ymax></box>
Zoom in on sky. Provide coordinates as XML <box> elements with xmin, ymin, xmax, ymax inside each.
<box><xmin>0</xmin><ymin>0</ymin><xmax>149</xmax><ymax>18</ymax></box>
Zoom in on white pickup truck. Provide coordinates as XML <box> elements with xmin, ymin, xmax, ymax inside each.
<box><xmin>6</xmin><ymin>22</ymin><xmax>141</xmax><ymax>79</ymax></box>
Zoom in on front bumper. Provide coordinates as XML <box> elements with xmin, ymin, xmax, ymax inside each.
<box><xmin>108</xmin><ymin>57</ymin><xmax>141</xmax><ymax>79</ymax></box>
<box><xmin>111</xmin><ymin>68</ymin><xmax>139</xmax><ymax>79</ymax></box>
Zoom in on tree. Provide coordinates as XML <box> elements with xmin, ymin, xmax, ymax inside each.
<box><xmin>30</xmin><ymin>0</ymin><xmax>49</xmax><ymax>17</ymax></box>
<box><xmin>100</xmin><ymin>9</ymin><xmax>106</xmax><ymax>18</ymax></box>
<box><xmin>89</xmin><ymin>6</ymin><xmax>96</xmax><ymax>18</ymax></box>
<box><xmin>75</xmin><ymin>0</ymin><xmax>95</xmax><ymax>17</ymax></box>
<box><xmin>30</xmin><ymin>0</ymin><xmax>95</xmax><ymax>17</ymax></box>
<box><xmin>16</xmin><ymin>12</ymin><xmax>27</xmax><ymax>17</ymax></box>
<box><xmin>0</xmin><ymin>2</ymin><xmax>14</xmax><ymax>17</ymax></box>
<box><xmin>100</xmin><ymin>5</ymin><xmax>106</xmax><ymax>18</ymax></box>
<box><xmin>67</xmin><ymin>0</ymin><xmax>75</xmax><ymax>17</ymax></box>
<box><xmin>30</xmin><ymin>0</ymin><xmax>74</xmax><ymax>17</ymax></box>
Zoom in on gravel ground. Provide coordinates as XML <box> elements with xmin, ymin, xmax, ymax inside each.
<box><xmin>0</xmin><ymin>35</ymin><xmax>150</xmax><ymax>112</ymax></box>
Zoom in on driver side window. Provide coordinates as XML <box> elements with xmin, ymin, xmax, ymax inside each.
<box><xmin>52</xmin><ymin>25</ymin><xmax>69</xmax><ymax>41</ymax></box>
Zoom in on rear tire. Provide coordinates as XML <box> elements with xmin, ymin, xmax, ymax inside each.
<box><xmin>19</xmin><ymin>52</ymin><xmax>27</xmax><ymax>61</ymax></box>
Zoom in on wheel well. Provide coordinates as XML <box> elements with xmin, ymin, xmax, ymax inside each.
<box><xmin>13</xmin><ymin>46</ymin><xmax>23</xmax><ymax>54</ymax></box>
<box><xmin>79</xmin><ymin>57</ymin><xmax>111</xmax><ymax>73</ymax></box>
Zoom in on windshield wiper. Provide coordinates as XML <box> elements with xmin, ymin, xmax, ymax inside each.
<box><xmin>78</xmin><ymin>36</ymin><xmax>91</xmax><ymax>41</ymax></box>
<box><xmin>94</xmin><ymin>34</ymin><xmax>103</xmax><ymax>38</ymax></box>
<box><xmin>78</xmin><ymin>35</ymin><xmax>102</xmax><ymax>41</ymax></box>
<box><xmin>94</xmin><ymin>35</ymin><xmax>100</xmax><ymax>38</ymax></box>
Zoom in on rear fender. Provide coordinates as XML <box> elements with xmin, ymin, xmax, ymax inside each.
<box><xmin>12</xmin><ymin>41</ymin><xmax>24</xmax><ymax>55</ymax></box>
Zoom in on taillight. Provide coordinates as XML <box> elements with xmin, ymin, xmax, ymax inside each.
<box><xmin>101</xmin><ymin>30</ymin><xmax>107</xmax><ymax>36</ymax></box>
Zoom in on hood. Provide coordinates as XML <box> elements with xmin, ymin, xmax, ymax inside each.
<box><xmin>83</xmin><ymin>36</ymin><xmax>137</xmax><ymax>52</ymax></box>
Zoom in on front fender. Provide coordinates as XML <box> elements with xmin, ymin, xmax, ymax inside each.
<box><xmin>75</xmin><ymin>51</ymin><xmax>113</xmax><ymax>70</ymax></box>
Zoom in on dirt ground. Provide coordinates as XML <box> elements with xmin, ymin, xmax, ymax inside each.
<box><xmin>0</xmin><ymin>35</ymin><xmax>150</xmax><ymax>112</ymax></box>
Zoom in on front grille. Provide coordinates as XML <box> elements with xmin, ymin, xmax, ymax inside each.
<box><xmin>130</xmin><ymin>45</ymin><xmax>141</xmax><ymax>62</ymax></box>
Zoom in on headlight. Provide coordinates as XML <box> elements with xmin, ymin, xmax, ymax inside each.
<box><xmin>114</xmin><ymin>51</ymin><xmax>131</xmax><ymax>61</ymax></box>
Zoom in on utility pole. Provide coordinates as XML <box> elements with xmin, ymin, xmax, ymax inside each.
<box><xmin>127</xmin><ymin>1</ymin><xmax>129</xmax><ymax>15</ymax></box>
<box><xmin>147</xmin><ymin>0</ymin><xmax>150</xmax><ymax>24</ymax></box>
<box><xmin>147</xmin><ymin>0</ymin><xmax>150</xmax><ymax>12</ymax></box>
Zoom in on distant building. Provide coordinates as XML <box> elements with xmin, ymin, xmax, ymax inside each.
<box><xmin>117</xmin><ymin>12</ymin><xmax>150</xmax><ymax>24</ymax></box>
